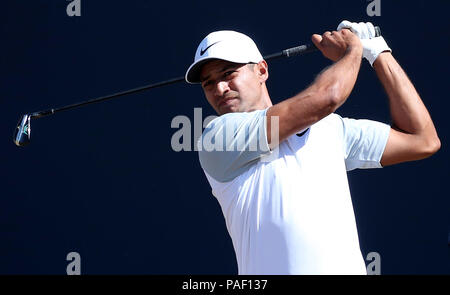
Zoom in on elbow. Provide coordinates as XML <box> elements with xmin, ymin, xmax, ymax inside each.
<box><xmin>421</xmin><ymin>135</ymin><xmax>441</xmax><ymax>158</ymax></box>
<box><xmin>328</xmin><ymin>97</ymin><xmax>341</xmax><ymax>113</ymax></box>
<box><xmin>325</xmin><ymin>82</ymin><xmax>345</xmax><ymax>112</ymax></box>
<box><xmin>308</xmin><ymin>80</ymin><xmax>347</xmax><ymax>115</ymax></box>
<box><xmin>428</xmin><ymin>136</ymin><xmax>441</xmax><ymax>155</ymax></box>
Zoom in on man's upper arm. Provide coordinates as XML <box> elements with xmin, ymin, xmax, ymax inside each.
<box><xmin>380</xmin><ymin>127</ymin><xmax>440</xmax><ymax>167</ymax></box>
<box><xmin>341</xmin><ymin>116</ymin><xmax>391</xmax><ymax>171</ymax></box>
<box><xmin>198</xmin><ymin>109</ymin><xmax>271</xmax><ymax>182</ymax></box>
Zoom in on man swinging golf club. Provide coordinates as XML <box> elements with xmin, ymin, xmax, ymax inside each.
<box><xmin>185</xmin><ymin>20</ymin><xmax>440</xmax><ymax>274</ymax></box>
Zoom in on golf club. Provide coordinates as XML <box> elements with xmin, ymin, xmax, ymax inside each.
<box><xmin>13</xmin><ymin>27</ymin><xmax>380</xmax><ymax>147</ymax></box>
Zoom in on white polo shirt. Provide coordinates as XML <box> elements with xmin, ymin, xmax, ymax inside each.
<box><xmin>198</xmin><ymin>108</ymin><xmax>390</xmax><ymax>275</ymax></box>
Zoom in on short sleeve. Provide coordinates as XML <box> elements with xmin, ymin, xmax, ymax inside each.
<box><xmin>198</xmin><ymin>109</ymin><xmax>271</xmax><ymax>182</ymax></box>
<box><xmin>341</xmin><ymin>117</ymin><xmax>391</xmax><ymax>171</ymax></box>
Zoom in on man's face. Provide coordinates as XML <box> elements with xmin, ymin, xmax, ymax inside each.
<box><xmin>199</xmin><ymin>60</ymin><xmax>265</xmax><ymax>115</ymax></box>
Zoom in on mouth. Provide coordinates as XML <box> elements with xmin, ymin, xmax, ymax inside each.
<box><xmin>218</xmin><ymin>96</ymin><xmax>238</xmax><ymax>108</ymax></box>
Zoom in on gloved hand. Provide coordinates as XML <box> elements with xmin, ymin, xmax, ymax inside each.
<box><xmin>337</xmin><ymin>20</ymin><xmax>391</xmax><ymax>66</ymax></box>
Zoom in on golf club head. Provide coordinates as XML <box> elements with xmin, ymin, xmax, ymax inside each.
<box><xmin>14</xmin><ymin>114</ymin><xmax>31</xmax><ymax>147</ymax></box>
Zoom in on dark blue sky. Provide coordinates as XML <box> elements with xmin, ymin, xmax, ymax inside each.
<box><xmin>1</xmin><ymin>0</ymin><xmax>449</xmax><ymax>274</ymax></box>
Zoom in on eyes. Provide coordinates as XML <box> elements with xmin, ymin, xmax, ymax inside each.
<box><xmin>224</xmin><ymin>70</ymin><xmax>235</xmax><ymax>77</ymax></box>
<box><xmin>202</xmin><ymin>70</ymin><xmax>236</xmax><ymax>89</ymax></box>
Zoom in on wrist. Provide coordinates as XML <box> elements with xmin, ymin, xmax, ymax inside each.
<box><xmin>346</xmin><ymin>44</ymin><xmax>363</xmax><ymax>58</ymax></box>
<box><xmin>362</xmin><ymin>36</ymin><xmax>392</xmax><ymax>66</ymax></box>
<box><xmin>372</xmin><ymin>51</ymin><xmax>393</xmax><ymax>69</ymax></box>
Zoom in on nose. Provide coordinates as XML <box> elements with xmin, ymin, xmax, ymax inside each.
<box><xmin>214</xmin><ymin>80</ymin><xmax>229</xmax><ymax>97</ymax></box>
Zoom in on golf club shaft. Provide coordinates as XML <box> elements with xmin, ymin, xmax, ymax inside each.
<box><xmin>29</xmin><ymin>44</ymin><xmax>318</xmax><ymax>119</ymax></box>
<box><xmin>30</xmin><ymin>76</ymin><xmax>185</xmax><ymax>119</ymax></box>
<box><xmin>28</xmin><ymin>26</ymin><xmax>380</xmax><ymax>119</ymax></box>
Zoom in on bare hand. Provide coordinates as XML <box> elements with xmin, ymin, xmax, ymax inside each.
<box><xmin>311</xmin><ymin>29</ymin><xmax>362</xmax><ymax>62</ymax></box>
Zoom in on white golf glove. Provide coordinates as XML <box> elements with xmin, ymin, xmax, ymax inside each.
<box><xmin>337</xmin><ymin>20</ymin><xmax>391</xmax><ymax>66</ymax></box>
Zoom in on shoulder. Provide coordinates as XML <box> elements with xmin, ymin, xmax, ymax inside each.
<box><xmin>316</xmin><ymin>113</ymin><xmax>389</xmax><ymax>142</ymax></box>
<box><xmin>310</xmin><ymin>113</ymin><xmax>345</xmax><ymax>134</ymax></box>
<box><xmin>204</xmin><ymin>109</ymin><xmax>268</xmax><ymax>130</ymax></box>
<box><xmin>198</xmin><ymin>109</ymin><xmax>270</xmax><ymax>183</ymax></box>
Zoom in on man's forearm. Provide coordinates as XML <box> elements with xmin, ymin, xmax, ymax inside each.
<box><xmin>311</xmin><ymin>46</ymin><xmax>363</xmax><ymax>108</ymax></box>
<box><xmin>373</xmin><ymin>52</ymin><xmax>439</xmax><ymax>140</ymax></box>
<box><xmin>282</xmin><ymin>45</ymin><xmax>363</xmax><ymax>129</ymax></box>
<box><xmin>266</xmin><ymin>47</ymin><xmax>362</xmax><ymax>147</ymax></box>
<box><xmin>374</xmin><ymin>52</ymin><xmax>440</xmax><ymax>166</ymax></box>
<box><xmin>266</xmin><ymin>28</ymin><xmax>364</xmax><ymax>148</ymax></box>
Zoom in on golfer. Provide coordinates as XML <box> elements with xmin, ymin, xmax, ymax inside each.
<box><xmin>185</xmin><ymin>21</ymin><xmax>440</xmax><ymax>274</ymax></box>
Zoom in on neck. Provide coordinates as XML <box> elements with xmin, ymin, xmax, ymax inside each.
<box><xmin>257</xmin><ymin>83</ymin><xmax>272</xmax><ymax>109</ymax></box>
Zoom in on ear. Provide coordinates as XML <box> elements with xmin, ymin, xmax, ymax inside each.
<box><xmin>256</xmin><ymin>60</ymin><xmax>269</xmax><ymax>83</ymax></box>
